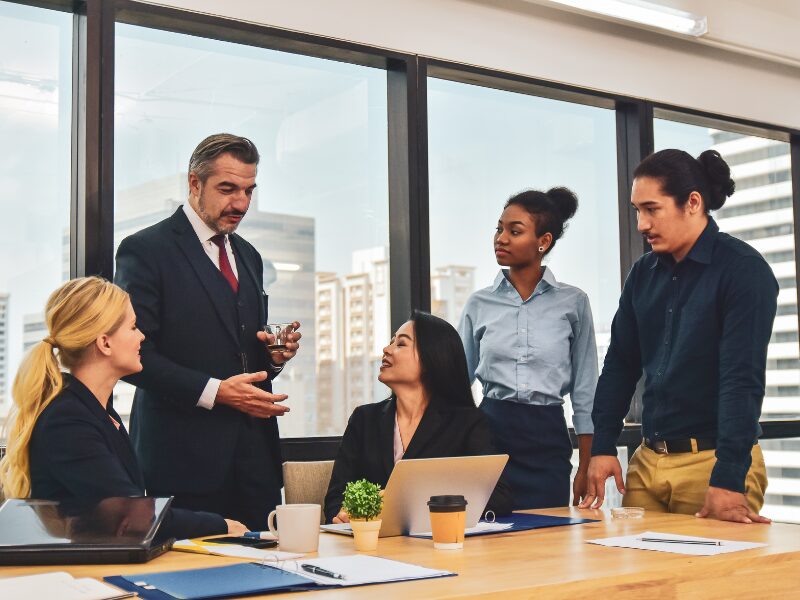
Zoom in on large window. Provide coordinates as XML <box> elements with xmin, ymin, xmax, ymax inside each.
<box><xmin>654</xmin><ymin>118</ymin><xmax>798</xmax><ymax>522</ymax></box>
<box><xmin>427</xmin><ymin>78</ymin><xmax>620</xmax><ymax>419</ymax></box>
<box><xmin>0</xmin><ymin>0</ymin><xmax>796</xmax><ymax>476</ymax></box>
<box><xmin>113</xmin><ymin>25</ymin><xmax>389</xmax><ymax>437</ymax></box>
<box><xmin>0</xmin><ymin>1</ymin><xmax>72</xmax><ymax>429</ymax></box>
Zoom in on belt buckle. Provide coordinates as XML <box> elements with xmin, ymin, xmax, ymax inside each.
<box><xmin>653</xmin><ymin>440</ymin><xmax>669</xmax><ymax>455</ymax></box>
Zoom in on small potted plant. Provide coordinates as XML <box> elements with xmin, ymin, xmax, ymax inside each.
<box><xmin>342</xmin><ymin>479</ymin><xmax>383</xmax><ymax>551</ymax></box>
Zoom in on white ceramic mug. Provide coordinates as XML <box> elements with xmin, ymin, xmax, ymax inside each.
<box><xmin>267</xmin><ymin>503</ymin><xmax>321</xmax><ymax>553</ymax></box>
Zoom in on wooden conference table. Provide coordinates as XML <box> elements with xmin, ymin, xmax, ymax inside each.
<box><xmin>3</xmin><ymin>508</ymin><xmax>800</xmax><ymax>598</ymax></box>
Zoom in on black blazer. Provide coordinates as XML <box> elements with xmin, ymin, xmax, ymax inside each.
<box><xmin>324</xmin><ymin>398</ymin><xmax>514</xmax><ymax>523</ymax></box>
<box><xmin>28</xmin><ymin>375</ymin><xmax>226</xmax><ymax>539</ymax></box>
<box><xmin>115</xmin><ymin>207</ymin><xmax>282</xmax><ymax>498</ymax></box>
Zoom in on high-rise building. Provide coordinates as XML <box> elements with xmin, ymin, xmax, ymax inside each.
<box><xmin>711</xmin><ymin>132</ymin><xmax>799</xmax><ymax>523</ymax></box>
<box><xmin>314</xmin><ymin>247</ymin><xmax>391</xmax><ymax>434</ymax></box>
<box><xmin>344</xmin><ymin>248</ymin><xmax>390</xmax><ymax>417</ymax></box>
<box><xmin>113</xmin><ymin>174</ymin><xmax>316</xmax><ymax>436</ymax></box>
<box><xmin>22</xmin><ymin>312</ymin><xmax>46</xmax><ymax>354</ymax></box>
<box><xmin>431</xmin><ymin>265</ymin><xmax>474</xmax><ymax>324</ymax></box>
<box><xmin>315</xmin><ymin>272</ymin><xmax>344</xmax><ymax>434</ymax></box>
<box><xmin>0</xmin><ymin>293</ymin><xmax>8</xmax><ymax>407</ymax></box>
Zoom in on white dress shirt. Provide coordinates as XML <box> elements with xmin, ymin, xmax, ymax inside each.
<box><xmin>182</xmin><ymin>203</ymin><xmax>239</xmax><ymax>410</ymax></box>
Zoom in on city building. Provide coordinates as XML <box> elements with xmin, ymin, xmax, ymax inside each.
<box><xmin>315</xmin><ymin>272</ymin><xmax>344</xmax><ymax>435</ymax></box>
<box><xmin>431</xmin><ymin>265</ymin><xmax>474</xmax><ymax>324</ymax></box>
<box><xmin>21</xmin><ymin>312</ymin><xmax>46</xmax><ymax>354</ymax></box>
<box><xmin>711</xmin><ymin>132</ymin><xmax>800</xmax><ymax>523</ymax></box>
<box><xmin>314</xmin><ymin>247</ymin><xmax>393</xmax><ymax>434</ymax></box>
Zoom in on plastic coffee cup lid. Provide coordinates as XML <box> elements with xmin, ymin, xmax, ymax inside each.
<box><xmin>428</xmin><ymin>495</ymin><xmax>468</xmax><ymax>512</ymax></box>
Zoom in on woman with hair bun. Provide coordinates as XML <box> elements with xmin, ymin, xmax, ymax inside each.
<box><xmin>458</xmin><ymin>187</ymin><xmax>599</xmax><ymax>509</ymax></box>
<box><xmin>0</xmin><ymin>277</ymin><xmax>246</xmax><ymax>539</ymax></box>
<box><xmin>581</xmin><ymin>149</ymin><xmax>776</xmax><ymax>524</ymax></box>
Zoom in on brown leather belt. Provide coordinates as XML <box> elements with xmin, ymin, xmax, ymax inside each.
<box><xmin>643</xmin><ymin>437</ymin><xmax>716</xmax><ymax>454</ymax></box>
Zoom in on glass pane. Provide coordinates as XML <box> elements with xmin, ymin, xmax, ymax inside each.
<box><xmin>762</xmin><ymin>437</ymin><xmax>800</xmax><ymax>524</ymax></box>
<box><xmin>114</xmin><ymin>25</ymin><xmax>389</xmax><ymax>437</ymax></box>
<box><xmin>0</xmin><ymin>2</ymin><xmax>72</xmax><ymax>440</ymax></box>
<box><xmin>427</xmin><ymin>78</ymin><xmax>620</xmax><ymax>426</ymax></box>
<box><xmin>655</xmin><ymin>119</ymin><xmax>799</xmax><ymax>524</ymax></box>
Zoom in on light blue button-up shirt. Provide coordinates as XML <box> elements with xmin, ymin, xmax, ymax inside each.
<box><xmin>458</xmin><ymin>268</ymin><xmax>598</xmax><ymax>435</ymax></box>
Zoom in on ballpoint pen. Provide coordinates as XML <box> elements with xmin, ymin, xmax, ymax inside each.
<box><xmin>301</xmin><ymin>564</ymin><xmax>347</xmax><ymax>580</ymax></box>
<box><xmin>638</xmin><ymin>537</ymin><xmax>721</xmax><ymax>546</ymax></box>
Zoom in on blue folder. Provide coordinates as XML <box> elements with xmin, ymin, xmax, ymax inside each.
<box><xmin>105</xmin><ymin>559</ymin><xmax>456</xmax><ymax>599</ymax></box>
<box><xmin>410</xmin><ymin>512</ymin><xmax>599</xmax><ymax>539</ymax></box>
<box><xmin>105</xmin><ymin>562</ymin><xmax>318</xmax><ymax>600</ymax></box>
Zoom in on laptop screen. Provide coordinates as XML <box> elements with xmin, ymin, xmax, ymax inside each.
<box><xmin>0</xmin><ymin>497</ymin><xmax>171</xmax><ymax>548</ymax></box>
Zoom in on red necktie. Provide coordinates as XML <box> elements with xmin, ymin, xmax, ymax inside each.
<box><xmin>210</xmin><ymin>234</ymin><xmax>238</xmax><ymax>294</ymax></box>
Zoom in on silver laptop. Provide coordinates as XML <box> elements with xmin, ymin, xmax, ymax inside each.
<box><xmin>321</xmin><ymin>454</ymin><xmax>508</xmax><ymax>537</ymax></box>
<box><xmin>0</xmin><ymin>497</ymin><xmax>174</xmax><ymax>565</ymax></box>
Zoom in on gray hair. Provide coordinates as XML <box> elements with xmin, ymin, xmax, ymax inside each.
<box><xmin>188</xmin><ymin>133</ymin><xmax>260</xmax><ymax>182</ymax></box>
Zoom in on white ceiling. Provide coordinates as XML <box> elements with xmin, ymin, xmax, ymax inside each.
<box><xmin>531</xmin><ymin>0</ymin><xmax>800</xmax><ymax>67</ymax></box>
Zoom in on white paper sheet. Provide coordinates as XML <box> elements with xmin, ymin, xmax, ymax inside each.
<box><xmin>412</xmin><ymin>521</ymin><xmax>514</xmax><ymax>537</ymax></box>
<box><xmin>0</xmin><ymin>572</ymin><xmax>132</xmax><ymax>600</ymax></box>
<box><xmin>173</xmin><ymin>539</ymin><xmax>302</xmax><ymax>560</ymax></box>
<box><xmin>280</xmin><ymin>554</ymin><xmax>453</xmax><ymax>586</ymax></box>
<box><xmin>587</xmin><ymin>530</ymin><xmax>767</xmax><ymax>556</ymax></box>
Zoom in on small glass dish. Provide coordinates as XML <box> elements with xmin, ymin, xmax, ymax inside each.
<box><xmin>611</xmin><ymin>506</ymin><xmax>645</xmax><ymax>520</ymax></box>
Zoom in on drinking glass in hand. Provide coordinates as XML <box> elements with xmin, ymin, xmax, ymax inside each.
<box><xmin>263</xmin><ymin>323</ymin><xmax>295</xmax><ymax>354</ymax></box>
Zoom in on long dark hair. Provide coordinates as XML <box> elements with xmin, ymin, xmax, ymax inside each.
<box><xmin>405</xmin><ymin>310</ymin><xmax>475</xmax><ymax>409</ymax></box>
<box><xmin>633</xmin><ymin>148</ymin><xmax>735</xmax><ymax>212</ymax></box>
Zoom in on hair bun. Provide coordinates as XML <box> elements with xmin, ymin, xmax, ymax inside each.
<box><xmin>545</xmin><ymin>187</ymin><xmax>578</xmax><ymax>223</ymax></box>
<box><xmin>697</xmin><ymin>149</ymin><xmax>735</xmax><ymax>210</ymax></box>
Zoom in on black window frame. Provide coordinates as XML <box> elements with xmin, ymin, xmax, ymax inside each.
<box><xmin>4</xmin><ymin>0</ymin><xmax>800</xmax><ymax>462</ymax></box>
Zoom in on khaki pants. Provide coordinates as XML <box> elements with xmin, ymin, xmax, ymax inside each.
<box><xmin>622</xmin><ymin>443</ymin><xmax>768</xmax><ymax>515</ymax></box>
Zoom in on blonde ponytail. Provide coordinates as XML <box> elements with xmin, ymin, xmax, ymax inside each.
<box><xmin>0</xmin><ymin>277</ymin><xmax>129</xmax><ymax>498</ymax></box>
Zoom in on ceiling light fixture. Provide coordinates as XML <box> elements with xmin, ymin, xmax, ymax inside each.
<box><xmin>541</xmin><ymin>0</ymin><xmax>708</xmax><ymax>37</ymax></box>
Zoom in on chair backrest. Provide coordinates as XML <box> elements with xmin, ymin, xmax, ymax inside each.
<box><xmin>282</xmin><ymin>460</ymin><xmax>334</xmax><ymax>523</ymax></box>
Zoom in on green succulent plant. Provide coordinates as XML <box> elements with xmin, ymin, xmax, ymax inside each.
<box><xmin>342</xmin><ymin>479</ymin><xmax>383</xmax><ymax>520</ymax></box>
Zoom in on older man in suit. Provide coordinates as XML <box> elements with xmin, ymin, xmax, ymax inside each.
<box><xmin>115</xmin><ymin>134</ymin><xmax>301</xmax><ymax>530</ymax></box>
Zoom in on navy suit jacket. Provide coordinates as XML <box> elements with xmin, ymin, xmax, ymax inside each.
<box><xmin>29</xmin><ymin>374</ymin><xmax>226</xmax><ymax>539</ymax></box>
<box><xmin>324</xmin><ymin>398</ymin><xmax>514</xmax><ymax>523</ymax></box>
<box><xmin>115</xmin><ymin>207</ymin><xmax>282</xmax><ymax>497</ymax></box>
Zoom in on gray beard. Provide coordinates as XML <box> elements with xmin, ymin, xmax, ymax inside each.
<box><xmin>196</xmin><ymin>192</ymin><xmax>238</xmax><ymax>235</ymax></box>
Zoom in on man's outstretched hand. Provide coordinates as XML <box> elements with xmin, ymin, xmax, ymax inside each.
<box><xmin>216</xmin><ymin>371</ymin><xmax>289</xmax><ymax>418</ymax></box>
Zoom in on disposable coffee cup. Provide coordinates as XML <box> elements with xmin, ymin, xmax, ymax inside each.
<box><xmin>428</xmin><ymin>495</ymin><xmax>468</xmax><ymax>550</ymax></box>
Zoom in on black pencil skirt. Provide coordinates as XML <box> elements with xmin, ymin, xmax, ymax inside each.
<box><xmin>480</xmin><ymin>398</ymin><xmax>573</xmax><ymax>510</ymax></box>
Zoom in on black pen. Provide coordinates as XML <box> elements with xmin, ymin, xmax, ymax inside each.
<box><xmin>638</xmin><ymin>537</ymin><xmax>721</xmax><ymax>546</ymax></box>
<box><xmin>301</xmin><ymin>563</ymin><xmax>347</xmax><ymax>580</ymax></box>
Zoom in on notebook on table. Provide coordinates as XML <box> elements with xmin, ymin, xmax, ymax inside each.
<box><xmin>410</xmin><ymin>512</ymin><xmax>601</xmax><ymax>538</ymax></box>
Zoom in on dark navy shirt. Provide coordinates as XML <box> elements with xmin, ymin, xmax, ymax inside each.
<box><xmin>591</xmin><ymin>218</ymin><xmax>778</xmax><ymax>492</ymax></box>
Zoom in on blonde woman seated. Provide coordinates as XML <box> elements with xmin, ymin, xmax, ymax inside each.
<box><xmin>0</xmin><ymin>277</ymin><xmax>245</xmax><ymax>539</ymax></box>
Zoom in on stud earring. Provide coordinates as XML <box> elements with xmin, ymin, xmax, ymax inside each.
<box><xmin>538</xmin><ymin>246</ymin><xmax>545</xmax><ymax>253</ymax></box>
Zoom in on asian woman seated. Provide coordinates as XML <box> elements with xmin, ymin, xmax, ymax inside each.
<box><xmin>324</xmin><ymin>310</ymin><xmax>513</xmax><ymax>523</ymax></box>
<box><xmin>0</xmin><ymin>277</ymin><xmax>245</xmax><ymax>539</ymax></box>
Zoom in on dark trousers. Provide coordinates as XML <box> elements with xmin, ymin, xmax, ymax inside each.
<box><xmin>151</xmin><ymin>418</ymin><xmax>281</xmax><ymax>531</ymax></box>
<box><xmin>480</xmin><ymin>398</ymin><xmax>573</xmax><ymax>510</ymax></box>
